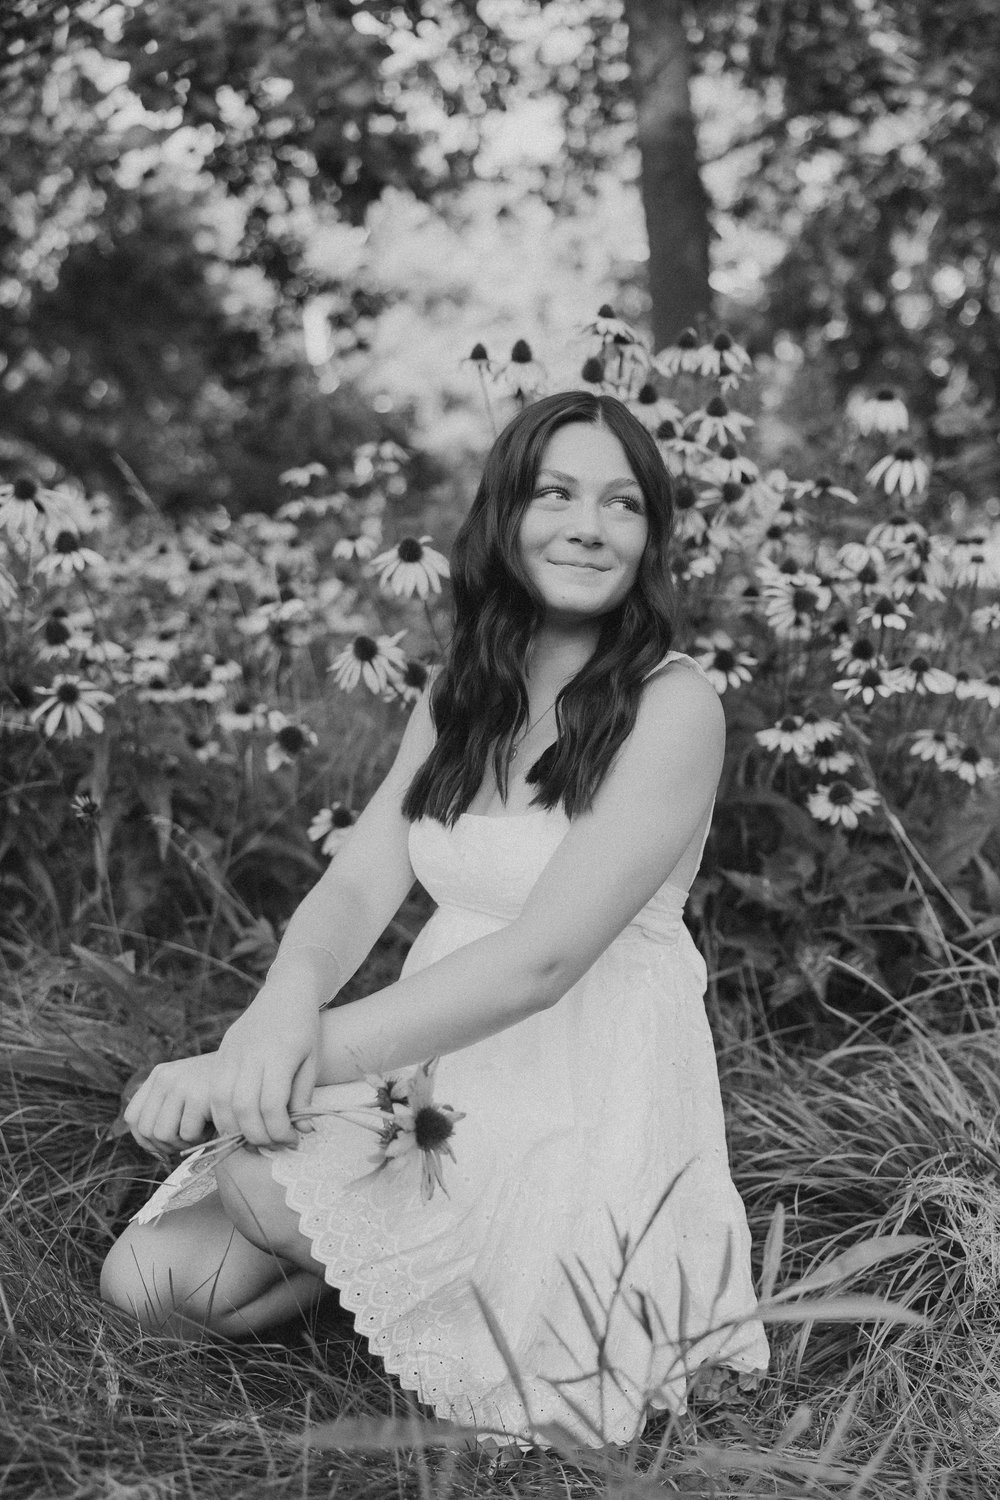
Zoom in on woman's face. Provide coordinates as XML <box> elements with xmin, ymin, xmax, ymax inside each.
<box><xmin>518</xmin><ymin>422</ymin><xmax>649</xmax><ymax>627</ymax></box>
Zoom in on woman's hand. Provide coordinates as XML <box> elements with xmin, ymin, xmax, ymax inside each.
<box><xmin>124</xmin><ymin>1052</ymin><xmax>220</xmax><ymax>1157</ymax></box>
<box><xmin>209</xmin><ymin>984</ymin><xmax>322</xmax><ymax>1147</ymax></box>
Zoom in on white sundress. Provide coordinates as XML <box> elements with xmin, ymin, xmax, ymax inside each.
<box><xmin>132</xmin><ymin>650</ymin><xmax>771</xmax><ymax>1449</ymax></box>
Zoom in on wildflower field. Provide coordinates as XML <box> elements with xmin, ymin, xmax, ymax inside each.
<box><xmin>3</xmin><ymin>316</ymin><xmax>1000</xmax><ymax>1498</ymax></box>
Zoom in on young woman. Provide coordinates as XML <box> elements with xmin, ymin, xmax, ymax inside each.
<box><xmin>101</xmin><ymin>390</ymin><xmax>770</xmax><ymax>1451</ymax></box>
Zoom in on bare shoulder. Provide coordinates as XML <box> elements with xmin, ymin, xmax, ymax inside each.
<box><xmin>637</xmin><ymin>658</ymin><xmax>726</xmax><ymax>751</ymax></box>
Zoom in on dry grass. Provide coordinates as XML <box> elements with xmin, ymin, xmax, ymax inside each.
<box><xmin>2</xmin><ymin>925</ymin><xmax>999</xmax><ymax>1498</ymax></box>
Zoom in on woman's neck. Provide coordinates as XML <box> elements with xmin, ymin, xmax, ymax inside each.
<box><xmin>525</xmin><ymin>620</ymin><xmax>601</xmax><ymax>696</ymax></box>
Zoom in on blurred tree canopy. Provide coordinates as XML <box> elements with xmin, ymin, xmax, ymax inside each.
<box><xmin>1</xmin><ymin>0</ymin><xmax>998</xmax><ymax>510</ymax></box>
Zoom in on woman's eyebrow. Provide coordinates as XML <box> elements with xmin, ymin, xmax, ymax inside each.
<box><xmin>536</xmin><ymin>468</ymin><xmax>642</xmax><ymax>488</ymax></box>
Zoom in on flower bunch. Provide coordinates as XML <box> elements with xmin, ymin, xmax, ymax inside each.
<box><xmin>174</xmin><ymin>1058</ymin><xmax>464</xmax><ymax>1205</ymax></box>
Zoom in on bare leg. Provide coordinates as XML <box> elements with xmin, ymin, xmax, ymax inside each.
<box><xmin>101</xmin><ymin>1180</ymin><xmax>331</xmax><ymax>1340</ymax></box>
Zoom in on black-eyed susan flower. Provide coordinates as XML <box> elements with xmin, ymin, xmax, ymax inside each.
<box><xmin>461</xmin><ymin>342</ymin><xmax>493</xmax><ymax>374</ymax></box>
<box><xmin>866</xmin><ymin>446</ymin><xmax>930</xmax><ymax>498</ymax></box>
<box><xmin>218</xmin><ymin>698</ymin><xmax>268</xmax><ymax>734</ymax></box>
<box><xmin>830</xmin><ymin>633</ymin><xmax>882</xmax><ymax>675</ymax></box>
<box><xmin>265</xmin><ymin>711</ymin><xmax>318</xmax><ymax>772</ymax></box>
<box><xmin>332</xmin><ymin>520</ymin><xmax>383</xmax><ymax>561</ymax></box>
<box><xmin>790</xmin><ymin>475</ymin><xmax>858</xmax><ymax>506</ymax></box>
<box><xmin>707</xmin><ymin>443</ymin><xmax>759</xmax><ymax>487</ymax></box>
<box><xmin>889</xmin><ymin>655</ymin><xmax>956</xmax><ymax>695</ymax></box>
<box><xmin>686</xmin><ymin>396</ymin><xmax>754</xmax><ymax>448</ymax></box>
<box><xmin>866</xmin><ymin>513</ymin><xmax>928</xmax><ymax>553</ymax></box>
<box><xmin>756</xmin><ymin>714</ymin><xmax>815</xmax><ymax>758</ymax></box>
<box><xmin>579</xmin><ymin>305</ymin><xmax>642</xmax><ymax>347</ymax></box>
<box><xmin>971</xmin><ymin>602</ymin><xmax>1000</xmax><ymax>635</ymax></box>
<box><xmin>695</xmin><ymin>330</ymin><xmax>753</xmax><ymax>385</ymax></box>
<box><xmin>627</xmin><ymin>382</ymin><xmax>684</xmax><ymax>433</ymax></box>
<box><xmin>942</xmin><ymin>742</ymin><xmax>998</xmax><ymax>786</ymax></box>
<box><xmin>971</xmin><ymin>673</ymin><xmax>1000</xmax><ymax>710</ymax></box>
<box><xmin>308</xmin><ymin>803</ymin><xmax>357</xmax><ymax>857</ymax></box>
<box><xmin>949</xmin><ymin>533</ymin><xmax>1000</xmax><ymax>590</ymax></box>
<box><xmin>30</xmin><ymin>675</ymin><xmax>113</xmax><ymax>737</ymax></box>
<box><xmin>807</xmin><ymin>781</ymin><xmax>880</xmax><ymax>828</ymax></box>
<box><xmin>36</xmin><ymin>529</ymin><xmax>104</xmax><ymax>579</ymax></box>
<box><xmin>832</xmin><ymin>665</ymin><xmax>900</xmax><ymax>705</ymax></box>
<box><xmin>0</xmin><ymin>476</ymin><xmax>51</xmax><ymax>544</ymax></box>
<box><xmin>950</xmin><ymin>669</ymin><xmax>983</xmax><ymax>703</ymax></box>
<box><xmin>493</xmin><ymin>339</ymin><xmax>546</xmax><ymax>401</ymax></box>
<box><xmin>653</xmin><ymin>327</ymin><xmax>702</xmax><ymax>378</ymax></box>
<box><xmin>369</xmin><ymin>535</ymin><xmax>449</xmax><ymax>599</ymax></box>
<box><xmin>69</xmin><ymin>791</ymin><xmax>101</xmax><ymax>824</ymax></box>
<box><xmin>391</xmin><ymin>658</ymin><xmax>431</xmax><ymax>705</ymax></box>
<box><xmin>759</xmin><ymin>567</ymin><xmax>833</xmax><ymax>639</ymax></box>
<box><xmin>655</xmin><ymin>422</ymin><xmax>713</xmax><ymax>477</ymax></box>
<box><xmin>329</xmin><ymin>631</ymin><xmax>407</xmax><ymax>694</ymax></box>
<box><xmin>909</xmin><ymin>729</ymin><xmax>961</xmax><ymax>767</ymax></box>
<box><xmin>854</xmin><ymin>388</ymin><xmax>909</xmax><ymax>437</ymax></box>
<box><xmin>807</xmin><ymin>738</ymin><xmax>855</xmax><ymax>776</ymax></box>
<box><xmin>855</xmin><ymin>592</ymin><xmax>914</xmax><ymax>631</ymax></box>
<box><xmin>691</xmin><ymin>633</ymin><xmax>756</xmax><ymax>693</ymax></box>
<box><xmin>364</xmin><ymin>1058</ymin><xmax>465</xmax><ymax>1202</ymax></box>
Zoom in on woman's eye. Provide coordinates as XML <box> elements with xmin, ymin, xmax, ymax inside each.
<box><xmin>534</xmin><ymin>486</ymin><xmax>568</xmax><ymax>500</ymax></box>
<box><xmin>612</xmin><ymin>495</ymin><xmax>644</xmax><ymax>512</ymax></box>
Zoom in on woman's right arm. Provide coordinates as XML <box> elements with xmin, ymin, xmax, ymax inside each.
<box><xmin>124</xmin><ymin>684</ymin><xmax>437</xmax><ymax>1156</ymax></box>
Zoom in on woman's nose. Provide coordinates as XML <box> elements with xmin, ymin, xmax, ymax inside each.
<box><xmin>565</xmin><ymin>501</ymin><xmax>603</xmax><ymax>543</ymax></box>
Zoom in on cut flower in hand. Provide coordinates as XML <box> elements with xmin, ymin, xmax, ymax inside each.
<box><xmin>164</xmin><ymin>1057</ymin><xmax>464</xmax><ymax>1209</ymax></box>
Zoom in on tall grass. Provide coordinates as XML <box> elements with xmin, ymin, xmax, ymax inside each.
<box><xmin>2</xmin><ymin>913</ymin><xmax>997</xmax><ymax>1497</ymax></box>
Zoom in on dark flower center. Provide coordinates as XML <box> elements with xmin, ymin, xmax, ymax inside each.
<box><xmin>414</xmin><ymin>1105</ymin><xmax>455</xmax><ymax>1151</ymax></box>
<box><xmin>277</xmin><ymin>726</ymin><xmax>306</xmax><ymax>753</ymax></box>
<box><xmin>875</xmin><ymin>388</ymin><xmax>896</xmax><ymax>401</ymax></box>
<box><xmin>636</xmin><ymin>383</ymin><xmax>657</xmax><ymax>405</ymax></box>
<box><xmin>706</xmin><ymin>396</ymin><xmax>728</xmax><ymax>417</ymax></box>
<box><xmin>56</xmin><ymin>682</ymin><xmax>81</xmax><ymax>705</ymax></box>
<box><xmin>792</xmin><ymin>587</ymin><xmax>817</xmax><ymax>613</ymax></box>
<box><xmin>469</xmin><ymin>342</ymin><xmax>488</xmax><ymax>362</ymax></box>
<box><xmin>404</xmin><ymin>661</ymin><xmax>428</xmax><ymax>689</ymax></box>
<box><xmin>959</xmin><ymin>746</ymin><xmax>980</xmax><ymax>765</ymax></box>
<box><xmin>779</xmin><ymin>715</ymin><xmax>800</xmax><ymax>732</ymax></box>
<box><xmin>719</xmin><ymin>443</ymin><xmax>739</xmax><ymax>460</ymax></box>
<box><xmin>873</xmin><ymin>595</ymin><xmax>895</xmax><ymax>614</ymax></box>
<box><xmin>678</xmin><ymin>328</ymin><xmax>698</xmax><ymax>349</ymax></box>
<box><xmin>44</xmin><ymin>617</ymin><xmax>71</xmax><ymax>645</ymax></box>
<box><xmin>714</xmin><ymin>648</ymin><xmax>734</xmax><ymax>671</ymax></box>
<box><xmin>352</xmin><ymin>636</ymin><xmax>378</xmax><ymax>662</ymax></box>
<box><xmin>852</xmin><ymin>637</ymin><xmax>876</xmax><ymax>661</ymax></box>
<box><xmin>859</xmin><ymin>667</ymin><xmax>882</xmax><ymax>686</ymax></box>
<box><xmin>13</xmin><ymin>476</ymin><xmax>38</xmax><ymax>501</ymax></box>
<box><xmin>894</xmin><ymin>446</ymin><xmax>916</xmax><ymax>461</ymax></box>
<box><xmin>722</xmin><ymin>482</ymin><xmax>743</xmax><ymax>504</ymax></box>
<box><xmin>828</xmin><ymin>781</ymin><xmax>854</xmax><ymax>805</ymax></box>
<box><xmin>396</xmin><ymin>537</ymin><xmax>423</xmax><ymax>563</ymax></box>
<box><xmin>331</xmin><ymin>806</ymin><xmax>355</xmax><ymax>829</ymax></box>
<box><xmin>814</xmin><ymin>475</ymin><xmax>833</xmax><ymax>490</ymax></box>
<box><xmin>597</xmin><ymin>303</ymin><xmax>616</xmax><ymax>318</ymax></box>
<box><xmin>656</xmin><ymin>419</ymin><xmax>677</xmax><ymax>441</ymax></box>
<box><xmin>713</xmin><ymin>332</ymin><xmax>733</xmax><ymax>351</ymax></box>
<box><xmin>53</xmin><ymin>530</ymin><xmax>80</xmax><ymax>554</ymax></box>
<box><xmin>510</xmin><ymin>339</ymin><xmax>533</xmax><ymax>363</ymax></box>
<box><xmin>814</xmin><ymin>738</ymin><xmax>836</xmax><ymax>757</ymax></box>
<box><xmin>674</xmin><ymin>481</ymin><xmax>697</xmax><ymax>509</ymax></box>
<box><xmin>857</xmin><ymin>562</ymin><xmax>880</xmax><ymax>585</ymax></box>
<box><xmin>910</xmin><ymin>655</ymin><xmax>930</xmax><ymax>674</ymax></box>
<box><xmin>581</xmin><ymin>356</ymin><xmax>604</xmax><ymax>383</ymax></box>
<box><xmin>233</xmin><ymin>697</ymin><xmax>252</xmax><ymax>714</ymax></box>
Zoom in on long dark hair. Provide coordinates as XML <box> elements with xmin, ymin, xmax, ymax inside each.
<box><xmin>402</xmin><ymin>390</ymin><xmax>682</xmax><ymax>825</ymax></box>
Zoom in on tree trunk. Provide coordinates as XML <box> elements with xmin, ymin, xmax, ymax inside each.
<box><xmin>623</xmin><ymin>0</ymin><xmax>711</xmax><ymax>350</ymax></box>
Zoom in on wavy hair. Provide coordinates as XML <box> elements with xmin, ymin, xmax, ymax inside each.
<box><xmin>401</xmin><ymin>390</ymin><xmax>682</xmax><ymax>825</ymax></box>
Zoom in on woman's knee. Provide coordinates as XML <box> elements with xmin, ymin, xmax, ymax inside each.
<box><xmin>214</xmin><ymin>1148</ymin><xmax>305</xmax><ymax>1264</ymax></box>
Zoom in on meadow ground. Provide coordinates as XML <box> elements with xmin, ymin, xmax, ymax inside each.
<box><xmin>3</xmin><ymin>924</ymin><xmax>999</xmax><ymax>1500</ymax></box>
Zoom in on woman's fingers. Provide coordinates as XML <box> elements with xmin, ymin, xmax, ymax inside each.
<box><xmin>288</xmin><ymin>1053</ymin><xmax>317</xmax><ymax>1132</ymax></box>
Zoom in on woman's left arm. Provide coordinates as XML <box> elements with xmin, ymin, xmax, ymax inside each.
<box><xmin>317</xmin><ymin>665</ymin><xmax>724</xmax><ymax>1082</ymax></box>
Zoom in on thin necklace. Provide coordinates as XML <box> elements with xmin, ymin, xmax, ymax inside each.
<box><xmin>510</xmin><ymin>700</ymin><xmax>558</xmax><ymax>761</ymax></box>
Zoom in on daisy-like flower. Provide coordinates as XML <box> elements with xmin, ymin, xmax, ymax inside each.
<box><xmin>390</xmin><ymin>658</ymin><xmax>431</xmax><ymax>705</ymax></box>
<box><xmin>854</xmin><ymin>388</ymin><xmax>909</xmax><ymax>437</ymax></box>
<box><xmin>0</xmin><ymin>476</ymin><xmax>51</xmax><ymax>544</ymax></box>
<box><xmin>789</xmin><ymin>475</ymin><xmax>859</xmax><ymax>506</ymax></box>
<box><xmin>950</xmin><ymin>669</ymin><xmax>983</xmax><ymax>703</ymax></box>
<box><xmin>686</xmin><ymin>396</ymin><xmax>754</xmax><ymax>448</ymax></box>
<box><xmin>910</xmin><ymin>728</ymin><xmax>961</xmax><ymax>767</ymax></box>
<box><xmin>695</xmin><ymin>330</ymin><xmax>753</xmax><ymax>386</ymax></box>
<box><xmin>866</xmin><ymin>513</ymin><xmax>928</xmax><ymax>553</ymax></box>
<box><xmin>942</xmin><ymin>742</ymin><xmax>998</xmax><ymax>786</ymax></box>
<box><xmin>836</xmin><ymin>541</ymin><xmax>888</xmax><ymax>581</ymax></box>
<box><xmin>329</xmin><ymin>631</ymin><xmax>407</xmax><ymax>694</ymax></box>
<box><xmin>493</xmin><ymin>339</ymin><xmax>546</xmax><ymax>402</ymax></box>
<box><xmin>279</xmin><ymin>462</ymin><xmax>328</xmax><ymax>489</ymax></box>
<box><xmin>35</xmin><ymin>529</ymin><xmax>104</xmax><ymax>578</ymax></box>
<box><xmin>807</xmin><ymin>738</ymin><xmax>855</xmax><ymax>776</ymax></box>
<box><xmin>277</xmin><ymin>492</ymin><xmax>348</xmax><ymax>523</ymax></box>
<box><xmin>369</xmin><ymin>535</ymin><xmax>449</xmax><ymax>599</ymax></box>
<box><xmin>833</xmin><ymin>665</ymin><xmax>900</xmax><ymax>705</ymax></box>
<box><xmin>627</xmin><ymin>383</ymin><xmax>684</xmax><ymax>433</ymax></box>
<box><xmin>758</xmin><ymin>566</ymin><xmax>833</xmax><ymax>640</ymax></box>
<box><xmin>830</xmin><ymin>633</ymin><xmax>882</xmax><ymax>675</ymax></box>
<box><xmin>579</xmin><ymin>304</ymin><xmax>642</xmax><ymax>348</ymax></box>
<box><xmin>36</xmin><ymin>610</ymin><xmax>85</xmax><ymax>659</ymax></box>
<box><xmin>363</xmin><ymin>1059</ymin><xmax>465</xmax><ymax>1202</ymax></box>
<box><xmin>972</xmin><ymin>673</ymin><xmax>1000</xmax><ymax>710</ymax></box>
<box><xmin>332</xmin><ymin>520</ymin><xmax>383</xmax><ymax>562</ymax></box>
<box><xmin>949</xmin><ymin>533</ymin><xmax>1000</xmax><ymax>590</ymax></box>
<box><xmin>692</xmin><ymin>633</ymin><xmax>756</xmax><ymax>693</ymax></box>
<box><xmin>218</xmin><ymin>698</ymin><xmax>268</xmax><ymax>734</ymax></box>
<box><xmin>807</xmin><ymin>781</ymin><xmax>881</xmax><ymax>829</ymax></box>
<box><xmin>265</xmin><ymin>711</ymin><xmax>318</xmax><ymax>772</ymax></box>
<box><xmin>888</xmin><ymin>654</ymin><xmax>956</xmax><ymax>695</ymax></box>
<box><xmin>462</xmin><ymin>342</ymin><xmax>493</xmax><ymax>375</ymax></box>
<box><xmin>308</xmin><ymin>803</ymin><xmax>357</xmax><ymax>857</ymax></box>
<box><xmin>855</xmin><ymin>593</ymin><xmax>914</xmax><ymax>631</ymax></box>
<box><xmin>756</xmin><ymin>714</ymin><xmax>815</xmax><ymax>758</ymax></box>
<box><xmin>706</xmin><ymin>443</ymin><xmax>759</xmax><ymax>487</ymax></box>
<box><xmin>971</xmin><ymin>602</ymin><xmax>1000</xmax><ymax>635</ymax></box>
<box><xmin>655</xmin><ymin>423</ymin><xmax>713</xmax><ymax>478</ymax></box>
<box><xmin>69</xmin><ymin>791</ymin><xmax>101</xmax><ymax>824</ymax></box>
<box><xmin>653</xmin><ymin>327</ymin><xmax>703</xmax><ymax>378</ymax></box>
<box><xmin>30</xmin><ymin>675</ymin><xmax>113</xmax><ymax>737</ymax></box>
<box><xmin>866</xmin><ymin>446</ymin><xmax>930</xmax><ymax>499</ymax></box>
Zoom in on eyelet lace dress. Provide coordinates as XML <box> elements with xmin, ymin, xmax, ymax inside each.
<box><xmin>131</xmin><ymin>651</ymin><xmax>770</xmax><ymax>1449</ymax></box>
